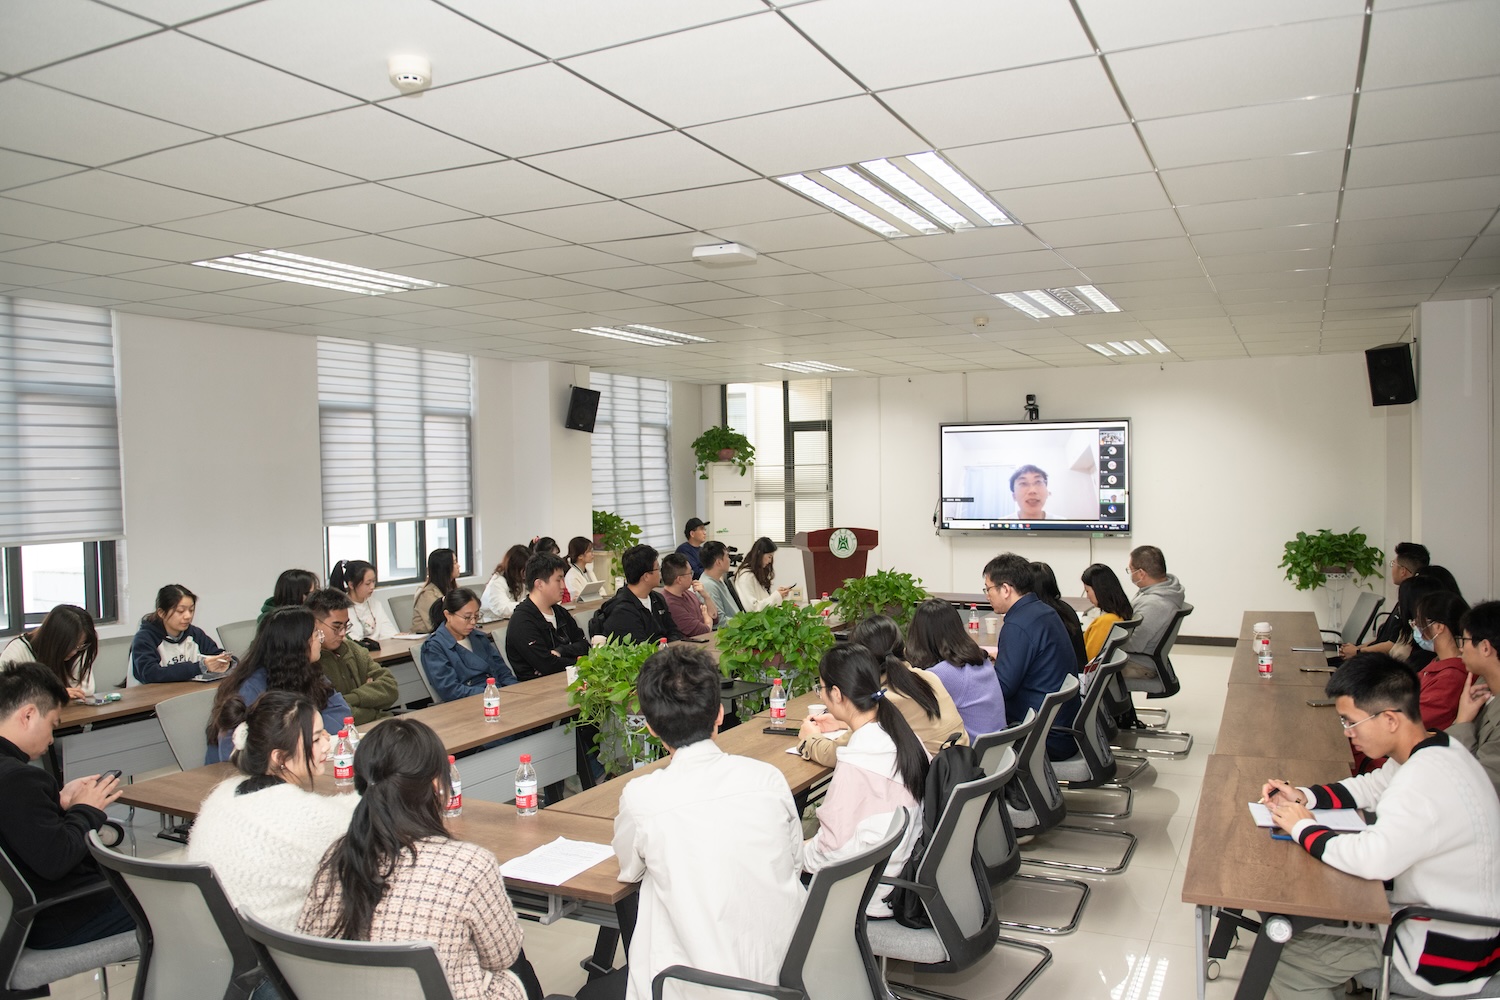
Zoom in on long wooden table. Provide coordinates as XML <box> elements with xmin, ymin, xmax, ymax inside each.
<box><xmin>1182</xmin><ymin>611</ymin><xmax>1387</xmax><ymax>1000</ymax></box>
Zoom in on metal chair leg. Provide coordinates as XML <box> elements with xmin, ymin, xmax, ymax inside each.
<box><xmin>886</xmin><ymin>935</ymin><xmax>1053</xmax><ymax>1000</ymax></box>
<box><xmin>997</xmin><ymin>872</ymin><xmax>1091</xmax><ymax>934</ymax></box>
<box><xmin>1061</xmin><ymin>783</ymin><xmax>1132</xmax><ymax>819</ymax></box>
<box><xmin>1020</xmin><ymin>825</ymin><xmax>1137</xmax><ymax>875</ymax></box>
<box><xmin>1111</xmin><ymin>727</ymin><xmax>1193</xmax><ymax>759</ymax></box>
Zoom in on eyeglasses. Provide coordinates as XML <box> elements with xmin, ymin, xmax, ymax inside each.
<box><xmin>1339</xmin><ymin>709</ymin><xmax>1395</xmax><ymax>731</ymax></box>
<box><xmin>320</xmin><ymin>619</ymin><xmax>351</xmax><ymax>634</ymax></box>
<box><xmin>1458</xmin><ymin>635</ymin><xmax>1484</xmax><ymax>648</ymax></box>
<box><xmin>452</xmin><ymin>613</ymin><xmax>481</xmax><ymax>624</ymax></box>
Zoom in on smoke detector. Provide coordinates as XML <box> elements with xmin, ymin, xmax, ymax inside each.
<box><xmin>388</xmin><ymin>55</ymin><xmax>432</xmax><ymax>94</ymax></box>
<box><xmin>691</xmin><ymin>243</ymin><xmax>758</xmax><ymax>265</ymax></box>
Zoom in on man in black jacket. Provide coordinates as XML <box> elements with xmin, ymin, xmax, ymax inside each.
<box><xmin>590</xmin><ymin>545</ymin><xmax>684</xmax><ymax>644</ymax></box>
<box><xmin>0</xmin><ymin>663</ymin><xmax>135</xmax><ymax>948</ymax></box>
<box><xmin>506</xmin><ymin>553</ymin><xmax>591</xmax><ymax>680</ymax></box>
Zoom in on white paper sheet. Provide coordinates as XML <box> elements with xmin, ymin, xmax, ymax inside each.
<box><xmin>786</xmin><ymin>730</ymin><xmax>848</xmax><ymax>754</ymax></box>
<box><xmin>1247</xmin><ymin>802</ymin><xmax>1367</xmax><ymax>831</ymax></box>
<box><xmin>499</xmin><ymin>837</ymin><xmax>615</xmax><ymax>886</ymax></box>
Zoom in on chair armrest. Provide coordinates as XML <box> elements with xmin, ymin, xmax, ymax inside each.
<box><xmin>13</xmin><ymin>880</ymin><xmax>119</xmax><ymax>923</ymax></box>
<box><xmin>1319</xmin><ymin>629</ymin><xmax>1342</xmax><ymax>640</ymax></box>
<box><xmin>877</xmin><ymin>875</ymin><xmax>938</xmax><ymax>900</ymax></box>
<box><xmin>1384</xmin><ymin>906</ymin><xmax>1500</xmax><ymax>959</ymax></box>
<box><xmin>652</xmin><ymin>965</ymin><xmax>803</xmax><ymax>1000</ymax></box>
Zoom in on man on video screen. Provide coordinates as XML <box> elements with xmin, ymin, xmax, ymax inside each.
<box><xmin>1010</xmin><ymin>465</ymin><xmax>1049</xmax><ymax>520</ymax></box>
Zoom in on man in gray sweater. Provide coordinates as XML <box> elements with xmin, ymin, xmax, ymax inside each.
<box><xmin>1122</xmin><ymin>545</ymin><xmax>1186</xmax><ymax>679</ymax></box>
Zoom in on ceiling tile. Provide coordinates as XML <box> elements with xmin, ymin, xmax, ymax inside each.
<box><xmin>1202</xmin><ymin>248</ymin><xmax>1331</xmax><ymax>274</ymax></box>
<box><xmin>1331</xmin><ymin>238</ymin><xmax>1471</xmax><ymax>268</ymax></box>
<box><xmin>235</xmin><ymin>106</ymin><xmax>498</xmax><ymax>181</ymax></box>
<box><xmin>6</xmin><ymin>170</ymin><xmax>237</xmax><ymax>224</ymax></box>
<box><xmin>0</xmin><ymin>197</ymin><xmax>135</xmax><ymax>241</ymax></box>
<box><xmin>1354</xmin><ymin>77</ymin><xmax>1500</xmax><ymax>146</ymax></box>
<box><xmin>440</xmin><ymin>0</ymin><xmax>764</xmax><ymax>59</ymax></box>
<box><xmin>524</xmin><ymin>132</ymin><xmax>756</xmax><ymax>199</ymax></box>
<box><xmin>1062</xmin><ymin>237</ymin><xmax>1198</xmax><ymax>267</ymax></box>
<box><xmin>0</xmin><ymin>149</ymin><xmax>88</xmax><ymax>193</ymax></box>
<box><xmin>1340</xmin><ymin>176</ymin><xmax>1500</xmax><ymax>221</ymax></box>
<box><xmin>1362</xmin><ymin>0</ymin><xmax>1500</xmax><ymax>91</ymax></box>
<box><xmin>588</xmin><ymin>232</ymin><xmax>719</xmax><ymax>265</ymax></box>
<box><xmin>0</xmin><ymin>0</ymin><xmax>157</xmax><ymax>75</ymax></box>
<box><xmin>898</xmin><ymin>226</ymin><xmax>1049</xmax><ymax>262</ymax></box>
<box><xmin>943</xmin><ymin>249</ymin><xmax>1077</xmax><ymax>279</ymax></box>
<box><xmin>485</xmin><ymin>245</ymin><xmax>634</xmax><ymax>275</ymax></box>
<box><xmin>183</xmin><ymin>0</ymin><xmax>539</xmax><ymax>100</ymax></box>
<box><xmin>500</xmin><ymin>201</ymin><xmax>687</xmax><ymax>244</ymax></box>
<box><xmin>108</xmin><ymin>138</ymin><xmax>359</xmax><ymax>203</ymax></box>
<box><xmin>388</xmin><ymin>64</ymin><xmax>665</xmax><ymax>158</ymax></box>
<box><xmin>0</xmin><ymin>242</ymin><xmax>166</xmax><ymax>275</ymax></box>
<box><xmin>1346</xmin><ymin>133</ymin><xmax>1500</xmax><ymax>189</ymax></box>
<box><xmin>995</xmin><ymin>173</ymin><xmax>1171</xmax><ymax>224</ymax></box>
<box><xmin>559</xmin><ymin>265</ymin><xmax>698</xmax><ymax>290</ymax></box>
<box><xmin>377</xmin><ymin>218</ymin><xmax>560</xmax><ymax>259</ymax></box>
<box><xmin>824</xmin><ymin>263</ymin><xmax>954</xmax><ymax>288</ymax></box>
<box><xmin>628</xmin><ymin>180</ymin><xmax>824</xmax><ymax>231</ymax></box>
<box><xmin>1028</xmin><ymin>209</ymin><xmax>1187</xmax><ymax>247</ymax></box>
<box><xmin>262</xmin><ymin>184</ymin><xmax>475</xmax><ymax>232</ymax></box>
<box><xmin>946</xmin><ymin>125</ymin><xmax>1151</xmax><ymax>190</ymax></box>
<box><xmin>771</xmin><ymin>242</ymin><xmax>919</xmax><ymax>271</ymax></box>
<box><xmin>1211</xmin><ymin>269</ymin><xmax>1327</xmax><ymax>291</ymax></box>
<box><xmin>1160</xmin><ymin>151</ymin><xmax>1345</xmax><ymax>205</ymax></box>
<box><xmin>29</xmin><ymin>32</ymin><xmax>355</xmax><ymax>134</ymax></box>
<box><xmin>277</xmin><ymin>234</ymin><xmax>458</xmax><ymax>270</ymax></box>
<box><xmin>1138</xmin><ymin>96</ymin><xmax>1352</xmax><ymax>168</ymax></box>
<box><xmin>159</xmin><ymin>207</ymin><xmax>360</xmax><ymax>247</ymax></box>
<box><xmin>1078</xmin><ymin>0</ymin><xmax>1363</xmax><ymax>52</ymax></box>
<box><xmin>0</xmin><ymin>79</ymin><xmax>208</xmax><ymax>166</ymax></box>
<box><xmin>1108</xmin><ymin>17</ymin><xmax>1362</xmax><ymax>120</ymax></box>
<box><xmin>383</xmin><ymin>161</ymin><xmax>608</xmax><ymax>217</ymax></box>
<box><xmin>564</xmin><ymin>13</ymin><xmax>860</xmax><ymax>127</ymax></box>
<box><xmin>1191</xmin><ymin>224</ymin><xmax>1335</xmax><ymax>255</ymax></box>
<box><xmin>1328</xmin><ymin>261</ymin><xmax>1455</xmax><ymax>283</ymax></box>
<box><xmin>92</xmin><ymin>0</ymin><xmax>253</xmax><ymax>26</ymax></box>
<box><xmin>685</xmin><ymin>97</ymin><xmax>926</xmax><ymax>177</ymax></box>
<box><xmin>1176</xmin><ymin>193</ymin><xmax>1339</xmax><ymax>233</ymax></box>
<box><xmin>707</xmin><ymin>214</ymin><xmax>880</xmax><ymax>254</ymax></box>
<box><xmin>118</xmin><ymin>262</ymin><xmax>272</xmax><ymax>292</ymax></box>
<box><xmin>786</xmin><ymin>0</ymin><xmax>1092</xmax><ymax>91</ymax></box>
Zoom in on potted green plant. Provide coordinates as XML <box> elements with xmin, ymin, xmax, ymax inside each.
<box><xmin>567</xmin><ymin>638</ymin><xmax>663</xmax><ymax>776</ymax></box>
<box><xmin>830</xmin><ymin>568</ymin><xmax>929</xmax><ymax>630</ymax></box>
<box><xmin>1278</xmin><ymin>528</ymin><xmax>1385</xmax><ymax>591</ymax></box>
<box><xmin>591</xmin><ymin>509</ymin><xmax>642</xmax><ymax>579</ymax></box>
<box><xmin>690</xmin><ymin>425</ymin><xmax>755</xmax><ymax>479</ymax></box>
<box><xmin>716</xmin><ymin>601</ymin><xmax>836</xmax><ymax>702</ymax></box>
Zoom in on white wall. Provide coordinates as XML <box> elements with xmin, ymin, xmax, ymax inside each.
<box><xmin>832</xmin><ymin>353</ymin><xmax>1395</xmax><ymax>638</ymax></box>
<box><xmin>499</xmin><ymin>361</ymin><xmax>594</xmax><ymax>560</ymax></box>
<box><xmin>669</xmin><ymin>381</ymin><xmax>705</xmax><ymax>543</ymax></box>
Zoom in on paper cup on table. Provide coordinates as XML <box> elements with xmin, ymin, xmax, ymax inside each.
<box><xmin>807</xmin><ymin>703</ymin><xmax>827</xmax><ymax>718</ymax></box>
<box><xmin>565</xmin><ymin>665</ymin><xmax>579</xmax><ymax>686</ymax></box>
<box><xmin>590</xmin><ymin>634</ymin><xmax>607</xmax><ymax>648</ymax></box>
<box><xmin>983</xmin><ymin>616</ymin><xmax>1000</xmax><ymax>635</ymax></box>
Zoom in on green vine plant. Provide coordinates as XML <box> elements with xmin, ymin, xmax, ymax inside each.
<box><xmin>690</xmin><ymin>425</ymin><xmax>755</xmax><ymax>479</ymax></box>
<box><xmin>567</xmin><ymin>638</ymin><xmax>663</xmax><ymax>777</ymax></box>
<box><xmin>716</xmin><ymin>602</ymin><xmax>836</xmax><ymax>713</ymax></box>
<box><xmin>830</xmin><ymin>568</ymin><xmax>930</xmax><ymax>631</ymax></box>
<box><xmin>591</xmin><ymin>509</ymin><xmax>642</xmax><ymax>580</ymax></box>
<box><xmin>1277</xmin><ymin>528</ymin><xmax>1385</xmax><ymax>592</ymax></box>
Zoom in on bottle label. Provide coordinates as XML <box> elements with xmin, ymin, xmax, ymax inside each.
<box><xmin>515</xmin><ymin>780</ymin><xmax>538</xmax><ymax>810</ymax></box>
<box><xmin>770</xmin><ymin>702</ymin><xmax>786</xmax><ymax>721</ymax></box>
<box><xmin>447</xmin><ymin>783</ymin><xmax>462</xmax><ymax>812</ymax></box>
<box><xmin>334</xmin><ymin>754</ymin><xmax>353</xmax><ymax>780</ymax></box>
<box><xmin>484</xmin><ymin>696</ymin><xmax>500</xmax><ymax>719</ymax></box>
<box><xmin>1258</xmin><ymin>654</ymin><xmax>1274</xmax><ymax>675</ymax></box>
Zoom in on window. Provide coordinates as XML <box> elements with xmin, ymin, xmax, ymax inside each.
<box><xmin>591</xmin><ymin>373</ymin><xmax>674</xmax><ymax>549</ymax></box>
<box><xmin>1</xmin><ymin>298</ymin><xmax>123</xmax><ymax>633</ymax></box>
<box><xmin>724</xmin><ymin>379</ymin><xmax>833</xmax><ymax>543</ymax></box>
<box><xmin>317</xmin><ymin>338</ymin><xmax>474</xmax><ymax>584</ymax></box>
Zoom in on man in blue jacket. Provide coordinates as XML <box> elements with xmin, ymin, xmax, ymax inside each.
<box><xmin>985</xmin><ymin>552</ymin><xmax>1080</xmax><ymax>760</ymax></box>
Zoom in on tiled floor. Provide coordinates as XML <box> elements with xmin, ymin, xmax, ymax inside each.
<box><xmin>51</xmin><ymin>646</ymin><xmax>1253</xmax><ymax>1000</ymax></box>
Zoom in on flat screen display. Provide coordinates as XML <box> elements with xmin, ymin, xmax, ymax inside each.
<box><xmin>938</xmin><ymin>419</ymin><xmax>1130</xmax><ymax>535</ymax></box>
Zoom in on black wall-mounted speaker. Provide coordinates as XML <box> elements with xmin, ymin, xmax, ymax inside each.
<box><xmin>1364</xmin><ymin>343</ymin><xmax>1417</xmax><ymax>406</ymax></box>
<box><xmin>565</xmin><ymin>385</ymin><xmax>601</xmax><ymax>432</ymax></box>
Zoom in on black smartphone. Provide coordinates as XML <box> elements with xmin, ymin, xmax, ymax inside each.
<box><xmin>101</xmin><ymin>769</ymin><xmax>123</xmax><ymax>781</ymax></box>
<box><xmin>1306</xmin><ymin>699</ymin><xmax>1335</xmax><ymax>708</ymax></box>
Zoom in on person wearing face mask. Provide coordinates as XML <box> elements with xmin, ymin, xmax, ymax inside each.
<box><xmin>1120</xmin><ymin>545</ymin><xmax>1186</xmax><ymax>680</ymax></box>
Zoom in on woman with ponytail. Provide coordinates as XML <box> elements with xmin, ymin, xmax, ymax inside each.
<box><xmin>187</xmin><ymin>691</ymin><xmax>356</xmax><ymax>929</ymax></box>
<box><xmin>797</xmin><ymin>615</ymin><xmax>966</xmax><ymax>767</ymax></box>
<box><xmin>331</xmin><ymin>559</ymin><xmax>397</xmax><ymax>646</ymax></box>
<box><xmin>798</xmin><ymin>643</ymin><xmax>928</xmax><ymax>918</ymax></box>
<box><xmin>298</xmin><ymin>718</ymin><xmax>534</xmax><ymax>1000</ymax></box>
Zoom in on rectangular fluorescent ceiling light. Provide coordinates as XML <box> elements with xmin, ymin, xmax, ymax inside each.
<box><xmin>775</xmin><ymin>151</ymin><xmax>1012</xmax><ymax>239</ymax></box>
<box><xmin>191</xmin><ymin>250</ymin><xmax>443</xmax><ymax>296</ymax></box>
<box><xmin>574</xmin><ymin>325</ymin><xmax>711</xmax><ymax>347</ymax></box>
<box><xmin>1145</xmin><ymin>338</ymin><xmax>1171</xmax><ymax>354</ymax></box>
<box><xmin>763</xmin><ymin>361</ymin><xmax>854</xmax><ymax>374</ymax></box>
<box><xmin>1086</xmin><ymin>343</ymin><xmax>1114</xmax><ymax>357</ymax></box>
<box><xmin>994</xmin><ymin>285</ymin><xmax>1122</xmax><ymax>320</ymax></box>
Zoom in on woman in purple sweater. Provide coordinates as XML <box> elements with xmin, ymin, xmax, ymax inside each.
<box><xmin>905</xmin><ymin>598</ymin><xmax>1007</xmax><ymax>742</ymax></box>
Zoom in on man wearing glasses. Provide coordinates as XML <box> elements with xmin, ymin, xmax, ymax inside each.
<box><xmin>1262</xmin><ymin>653</ymin><xmax>1500</xmax><ymax>999</ymax></box>
<box><xmin>984</xmin><ymin>552</ymin><xmax>1080</xmax><ymax>761</ymax></box>
<box><xmin>1449</xmin><ymin>600</ymin><xmax>1500</xmax><ymax>799</ymax></box>
<box><xmin>306</xmin><ymin>588</ymin><xmax>399</xmax><ymax>724</ymax></box>
<box><xmin>590</xmin><ymin>545</ymin><xmax>684</xmax><ymax>645</ymax></box>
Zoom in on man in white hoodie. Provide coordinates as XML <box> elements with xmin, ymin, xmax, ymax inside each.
<box><xmin>1122</xmin><ymin>544</ymin><xmax>1186</xmax><ymax>679</ymax></box>
<box><xmin>1264</xmin><ymin>654</ymin><xmax>1500</xmax><ymax>999</ymax></box>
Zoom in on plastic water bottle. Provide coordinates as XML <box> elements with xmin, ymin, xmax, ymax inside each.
<box><xmin>445</xmin><ymin>755</ymin><xmax>463</xmax><ymax>818</ymax></box>
<box><xmin>769</xmin><ymin>679</ymin><xmax>787</xmax><ymax>731</ymax></box>
<box><xmin>1253</xmin><ymin>621</ymin><xmax>1274</xmax><ymax>679</ymax></box>
<box><xmin>333</xmin><ymin>730</ymin><xmax>354</xmax><ymax>787</ymax></box>
<box><xmin>515</xmin><ymin>754</ymin><xmax>538</xmax><ymax>815</ymax></box>
<box><xmin>968</xmin><ymin>604</ymin><xmax>980</xmax><ymax>635</ymax></box>
<box><xmin>342</xmin><ymin>716</ymin><xmax>360</xmax><ymax>751</ymax></box>
<box><xmin>483</xmin><ymin>677</ymin><xmax>500</xmax><ymax>723</ymax></box>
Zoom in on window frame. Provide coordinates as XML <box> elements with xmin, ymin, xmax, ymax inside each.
<box><xmin>1</xmin><ymin>540</ymin><xmax>119</xmax><ymax>636</ymax></box>
<box><xmin>721</xmin><ymin>380</ymin><xmax>833</xmax><ymax>543</ymax></box>
<box><xmin>322</xmin><ymin>516</ymin><xmax>473</xmax><ymax>588</ymax></box>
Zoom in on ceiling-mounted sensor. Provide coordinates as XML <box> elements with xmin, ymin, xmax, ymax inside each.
<box><xmin>692</xmin><ymin>243</ymin><xmax>758</xmax><ymax>265</ymax></box>
<box><xmin>389</xmin><ymin>54</ymin><xmax>432</xmax><ymax>94</ymax></box>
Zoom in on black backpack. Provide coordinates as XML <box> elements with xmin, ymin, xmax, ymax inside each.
<box><xmin>886</xmin><ymin>739</ymin><xmax>992</xmax><ymax>929</ymax></box>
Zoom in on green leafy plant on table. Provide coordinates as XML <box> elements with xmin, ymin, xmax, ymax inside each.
<box><xmin>690</xmin><ymin>425</ymin><xmax>755</xmax><ymax>479</ymax></box>
<box><xmin>591</xmin><ymin>509</ymin><xmax>642</xmax><ymax>580</ymax></box>
<box><xmin>716</xmin><ymin>601</ymin><xmax>836</xmax><ymax>710</ymax></box>
<box><xmin>1278</xmin><ymin>528</ymin><xmax>1385</xmax><ymax>592</ymax></box>
<box><xmin>830</xmin><ymin>568</ymin><xmax>929</xmax><ymax>631</ymax></box>
<box><xmin>567</xmin><ymin>638</ymin><xmax>662</xmax><ymax>777</ymax></box>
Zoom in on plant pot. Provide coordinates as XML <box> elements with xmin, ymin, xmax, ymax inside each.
<box><xmin>593</xmin><ymin>533</ymin><xmax>605</xmax><ymax>545</ymax></box>
<box><xmin>717</xmin><ymin>447</ymin><xmax>737</xmax><ymax>461</ymax></box>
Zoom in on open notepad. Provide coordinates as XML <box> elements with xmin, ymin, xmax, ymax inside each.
<box><xmin>498</xmin><ymin>838</ymin><xmax>614</xmax><ymax>886</ymax></box>
<box><xmin>1248</xmin><ymin>802</ymin><xmax>1367</xmax><ymax>831</ymax></box>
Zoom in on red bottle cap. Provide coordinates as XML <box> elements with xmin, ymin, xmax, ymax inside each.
<box><xmin>520</xmin><ymin>754</ymin><xmax>532</xmax><ymax>764</ymax></box>
<box><xmin>337</xmin><ymin>729</ymin><xmax>348</xmax><ymax>738</ymax></box>
<box><xmin>344</xmin><ymin>717</ymin><xmax>354</xmax><ymax>725</ymax></box>
<box><xmin>486</xmin><ymin>677</ymin><xmax>495</xmax><ymax>685</ymax></box>
<box><xmin>448</xmin><ymin>755</ymin><xmax>456</xmax><ymax>764</ymax></box>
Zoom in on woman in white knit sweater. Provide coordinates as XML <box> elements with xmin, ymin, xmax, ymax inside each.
<box><xmin>734</xmin><ymin>536</ymin><xmax>794</xmax><ymax>612</ymax></box>
<box><xmin>187</xmin><ymin>690</ymin><xmax>356</xmax><ymax>929</ymax></box>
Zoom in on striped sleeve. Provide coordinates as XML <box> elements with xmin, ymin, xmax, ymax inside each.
<box><xmin>1296</xmin><ymin>823</ymin><xmax>1341</xmax><ymax>860</ymax></box>
<box><xmin>1306</xmin><ymin>782</ymin><xmax>1355</xmax><ymax>809</ymax></box>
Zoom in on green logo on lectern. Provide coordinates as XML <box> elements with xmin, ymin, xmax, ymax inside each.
<box><xmin>828</xmin><ymin>528</ymin><xmax>857</xmax><ymax>559</ymax></box>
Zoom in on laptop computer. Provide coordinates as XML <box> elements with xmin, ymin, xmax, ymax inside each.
<box><xmin>573</xmin><ymin>579</ymin><xmax>606</xmax><ymax>602</ymax></box>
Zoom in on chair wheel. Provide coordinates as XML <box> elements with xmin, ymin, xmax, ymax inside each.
<box><xmin>1207</xmin><ymin>960</ymin><xmax>1221</xmax><ymax>981</ymax></box>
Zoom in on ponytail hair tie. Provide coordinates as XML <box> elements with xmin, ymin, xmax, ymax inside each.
<box><xmin>231</xmin><ymin>721</ymin><xmax>250</xmax><ymax>751</ymax></box>
<box><xmin>871</xmin><ymin>688</ymin><xmax>887</xmax><ymax>702</ymax></box>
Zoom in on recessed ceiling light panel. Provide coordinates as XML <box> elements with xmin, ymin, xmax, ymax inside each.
<box><xmin>763</xmin><ymin>360</ymin><xmax>854</xmax><ymax>374</ymax></box>
<box><xmin>191</xmin><ymin>249</ymin><xmax>443</xmax><ymax>296</ymax></box>
<box><xmin>994</xmin><ymin>285</ymin><xmax>1124</xmax><ymax>320</ymax></box>
<box><xmin>574</xmin><ymin>326</ymin><xmax>712</xmax><ymax>347</ymax></box>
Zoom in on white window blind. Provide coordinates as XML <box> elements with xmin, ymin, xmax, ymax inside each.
<box><xmin>590</xmin><ymin>373</ymin><xmax>673</xmax><ymax>548</ymax></box>
<box><xmin>0</xmin><ymin>298</ymin><xmax>123</xmax><ymax>546</ymax></box>
<box><xmin>317</xmin><ymin>337</ymin><xmax>472</xmax><ymax>525</ymax></box>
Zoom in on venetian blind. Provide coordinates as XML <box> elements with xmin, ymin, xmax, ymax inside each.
<box><xmin>590</xmin><ymin>373</ymin><xmax>674</xmax><ymax>548</ymax></box>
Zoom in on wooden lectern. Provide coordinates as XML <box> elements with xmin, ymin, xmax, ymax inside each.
<box><xmin>792</xmin><ymin>527</ymin><xmax>880</xmax><ymax>598</ymax></box>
